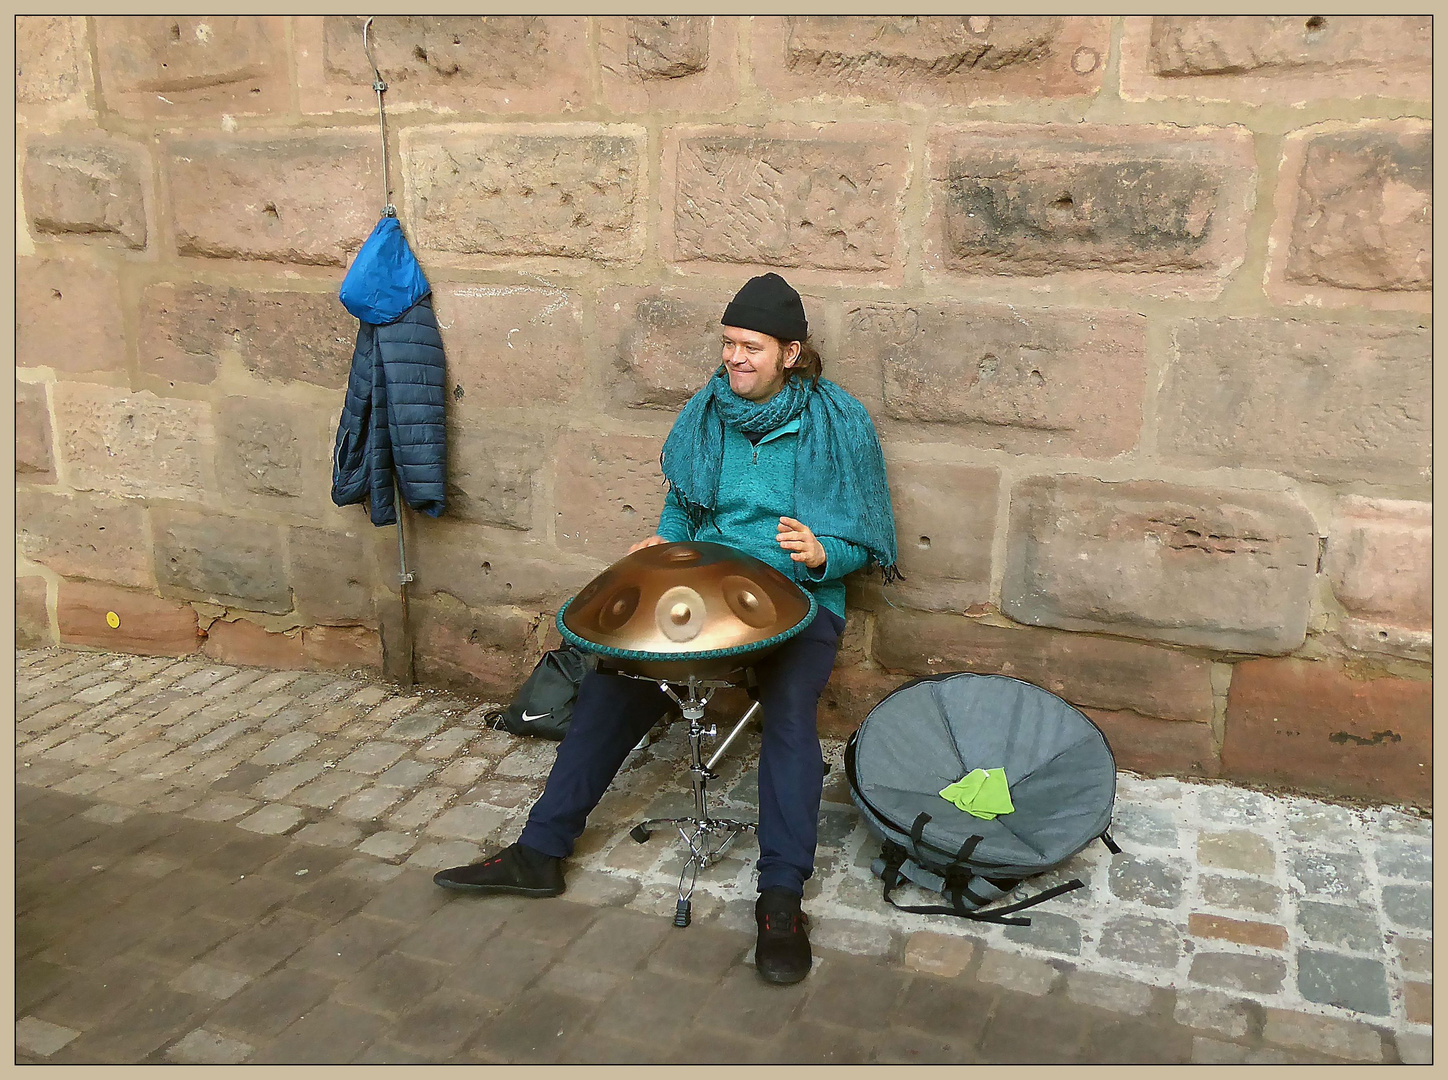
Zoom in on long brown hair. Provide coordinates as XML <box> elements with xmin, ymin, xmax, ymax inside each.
<box><xmin>782</xmin><ymin>336</ymin><xmax>822</xmax><ymax>386</ymax></box>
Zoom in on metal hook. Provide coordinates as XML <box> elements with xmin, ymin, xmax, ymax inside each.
<box><xmin>362</xmin><ymin>17</ymin><xmax>395</xmax><ymax>217</ymax></box>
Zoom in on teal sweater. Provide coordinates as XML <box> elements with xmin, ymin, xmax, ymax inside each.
<box><xmin>655</xmin><ymin>416</ymin><xmax>866</xmax><ymax>619</ymax></box>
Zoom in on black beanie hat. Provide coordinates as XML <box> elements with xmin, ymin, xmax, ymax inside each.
<box><xmin>721</xmin><ymin>273</ymin><xmax>808</xmax><ymax>342</ymax></box>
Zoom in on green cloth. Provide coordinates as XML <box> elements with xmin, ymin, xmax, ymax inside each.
<box><xmin>939</xmin><ymin>768</ymin><xmax>1015</xmax><ymax>819</ymax></box>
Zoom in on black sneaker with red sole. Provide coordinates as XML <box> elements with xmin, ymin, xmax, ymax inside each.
<box><xmin>433</xmin><ymin>842</ymin><xmax>565</xmax><ymax>897</ymax></box>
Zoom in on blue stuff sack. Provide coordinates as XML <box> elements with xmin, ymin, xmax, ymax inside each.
<box><xmin>338</xmin><ymin>216</ymin><xmax>431</xmax><ymax>325</ymax></box>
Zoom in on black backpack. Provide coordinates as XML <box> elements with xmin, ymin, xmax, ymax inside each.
<box><xmin>490</xmin><ymin>644</ymin><xmax>592</xmax><ymax>741</ymax></box>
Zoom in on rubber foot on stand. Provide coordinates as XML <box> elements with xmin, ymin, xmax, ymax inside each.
<box><xmin>673</xmin><ymin>899</ymin><xmax>691</xmax><ymax>928</ymax></box>
<box><xmin>630</xmin><ymin>824</ymin><xmax>651</xmax><ymax>843</ymax></box>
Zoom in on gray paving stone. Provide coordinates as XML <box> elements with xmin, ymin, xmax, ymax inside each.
<box><xmin>1189</xmin><ymin>951</ymin><xmax>1287</xmax><ymax>994</ymax></box>
<box><xmin>1289</xmin><ymin>850</ymin><xmax>1371</xmax><ymax>903</ymax></box>
<box><xmin>251</xmin><ymin>760</ymin><xmax>327</xmax><ymax>801</ymax></box>
<box><xmin>169</xmin><ymin>962</ymin><xmax>254</xmax><ymax>1000</ymax></box>
<box><xmin>1297</xmin><ymin>900</ymin><xmax>1382</xmax><ymax>951</ymax></box>
<box><xmin>1173</xmin><ymin>988</ymin><xmax>1256</xmax><ymax>1039</ymax></box>
<box><xmin>337</xmin><ymin>740</ymin><xmax>409</xmax><ymax>775</ymax></box>
<box><xmin>416</xmin><ymin>726</ymin><xmax>477</xmax><ymax>761</ymax></box>
<box><xmin>1064</xmin><ymin>969</ymin><xmax>1156</xmax><ymax>1016</ymax></box>
<box><xmin>1381</xmin><ymin>884</ymin><xmax>1432</xmax><ymax>930</ymax></box>
<box><xmin>1003</xmin><ymin>910</ymin><xmax>1083</xmax><ymax>955</ymax></box>
<box><xmin>184</xmin><ymin>795</ymin><xmax>259</xmax><ymax>822</ymax></box>
<box><xmin>1199</xmin><ymin>874</ymin><xmax>1282</xmax><ymax>915</ymax></box>
<box><xmin>374</xmin><ymin>758</ymin><xmax>438</xmax><ymax>788</ymax></box>
<box><xmin>407</xmin><ymin>840</ymin><xmax>484</xmax><ymax>870</ymax></box>
<box><xmin>1110</xmin><ymin>803</ymin><xmax>1179</xmax><ymax>848</ymax></box>
<box><xmin>15</xmin><ymin>1016</ymin><xmax>81</xmax><ymax>1056</ymax></box>
<box><xmin>1197</xmin><ymin>829</ymin><xmax>1275</xmax><ymax>874</ymax></box>
<box><xmin>1107</xmin><ymin>852</ymin><xmax>1186</xmax><ymax>908</ymax></box>
<box><xmin>1395</xmin><ymin>1032</ymin><xmax>1432</xmax><ymax>1065</ymax></box>
<box><xmin>290</xmin><ymin>771</ymin><xmax>370</xmax><ymax>809</ymax></box>
<box><xmin>1374</xmin><ymin>838</ymin><xmax>1432</xmax><ymax>882</ymax></box>
<box><xmin>167</xmin><ymin>1027</ymin><xmax>255</xmax><ymax>1064</ymax></box>
<box><xmin>236</xmin><ymin>804</ymin><xmax>308</xmax><ymax>836</ymax></box>
<box><xmin>388</xmin><ymin>787</ymin><xmax>455</xmax><ymax>830</ymax></box>
<box><xmin>977</xmin><ymin>949</ymin><xmax>1060</xmax><ymax>995</ymax></box>
<box><xmin>1395</xmin><ymin>936</ymin><xmax>1432</xmax><ymax>975</ymax></box>
<box><xmin>468</xmin><ymin>778</ymin><xmax>534</xmax><ymax>808</ymax></box>
<box><xmin>248</xmin><ymin>1000</ymin><xmax>390</xmax><ymax>1064</ymax></box>
<box><xmin>436</xmin><ymin>757</ymin><xmax>493</xmax><ymax>787</ymax></box>
<box><xmin>1262</xmin><ymin>1006</ymin><xmax>1386</xmax><ymax>1062</ymax></box>
<box><xmin>356</xmin><ymin>830</ymin><xmax>418</xmax><ymax>861</ymax></box>
<box><xmin>384</xmin><ymin>707</ymin><xmax>451</xmax><ymax>741</ymax></box>
<box><xmin>1099</xmin><ymin>914</ymin><xmax>1181</xmax><ymax>968</ymax></box>
<box><xmin>426</xmin><ymin>803</ymin><xmax>508</xmax><ymax>842</ymax></box>
<box><xmin>1297</xmin><ymin>949</ymin><xmax>1391</xmax><ymax>1016</ymax></box>
<box><xmin>335</xmin><ymin>785</ymin><xmax>406</xmax><ymax>822</ymax></box>
<box><xmin>250</xmin><ymin>731</ymin><xmax>319</xmax><ymax>766</ymax></box>
<box><xmin>295</xmin><ymin>821</ymin><xmax>364</xmax><ymax>848</ymax></box>
<box><xmin>810</xmin><ymin>917</ymin><xmax>895</xmax><ymax>958</ymax></box>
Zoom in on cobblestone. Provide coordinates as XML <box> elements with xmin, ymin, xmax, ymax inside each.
<box><xmin>1261</xmin><ymin>1007</ymin><xmax>1386</xmax><ymax>1062</ymax></box>
<box><xmin>11</xmin><ymin>646</ymin><xmax>1434</xmax><ymax>1062</ymax></box>
<box><xmin>1297</xmin><ymin>950</ymin><xmax>1391</xmax><ymax>1016</ymax></box>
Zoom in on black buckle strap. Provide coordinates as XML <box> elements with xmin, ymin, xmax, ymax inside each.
<box><xmin>1100</xmin><ymin>829</ymin><xmax>1121</xmax><ymax>854</ymax></box>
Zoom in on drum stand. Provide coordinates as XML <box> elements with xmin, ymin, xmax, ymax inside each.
<box><xmin>627</xmin><ymin>676</ymin><xmax>762</xmax><ymax>928</ymax></box>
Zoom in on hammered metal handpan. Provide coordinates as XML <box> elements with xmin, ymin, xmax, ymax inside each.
<box><xmin>558</xmin><ymin>542</ymin><xmax>815</xmax><ymax>681</ymax></box>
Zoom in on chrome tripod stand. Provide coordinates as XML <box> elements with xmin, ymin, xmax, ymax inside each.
<box><xmin>626</xmin><ymin>675</ymin><xmax>762</xmax><ymax>928</ymax></box>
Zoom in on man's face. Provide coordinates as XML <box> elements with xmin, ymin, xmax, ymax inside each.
<box><xmin>721</xmin><ymin>326</ymin><xmax>800</xmax><ymax>402</ymax></box>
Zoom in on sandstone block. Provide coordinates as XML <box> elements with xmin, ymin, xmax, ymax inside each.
<box><xmin>140</xmin><ymin>282</ymin><xmax>355</xmax><ymax>388</ymax></box>
<box><xmin>1223</xmin><ymin>659</ymin><xmax>1430</xmax><ymax>806</ymax></box>
<box><xmin>1159</xmin><ymin>317</ymin><xmax>1430</xmax><ymax>485</ymax></box>
<box><xmin>17</xmin><ymin>577</ymin><xmax>50</xmax><ymax>649</ymax></box>
<box><xmin>881</xmin><ymin>459</ymin><xmax>998</xmax><ymax>613</ymax></box>
<box><xmin>16</xmin><ymin>256</ymin><xmax>126</xmax><ymax>375</ymax></box>
<box><xmin>202</xmin><ymin>619</ymin><xmax>307</xmax><ymax>669</ymax></box>
<box><xmin>1309</xmin><ymin>124</ymin><xmax>1432</xmax><ymax>276</ymax></box>
<box><xmin>16</xmin><ymin>17</ymin><xmax>87</xmax><ymax>105</ymax></box>
<box><xmin>755</xmin><ymin>17</ymin><xmax>1109</xmax><ymax>106</ymax></box>
<box><xmin>874</xmin><ymin>609</ymin><xmax>1216</xmax><ymax>723</ymax></box>
<box><xmin>599</xmin><ymin>17</ymin><xmax>739</xmax><ymax>114</ymax></box>
<box><xmin>16</xmin><ymin>490</ymin><xmax>153</xmax><ymax>589</ymax></box>
<box><xmin>1082</xmin><ymin>709</ymin><xmax>1217</xmax><ymax>778</ymax></box>
<box><xmin>165</xmin><ymin>134</ymin><xmax>380</xmax><ymax>265</ymax></box>
<box><xmin>440</xmin><ymin>416</ymin><xmax>538</xmax><ymax>526</ymax></box>
<box><xmin>95</xmin><ymin>16</ymin><xmax>288</xmax><ymax>119</ymax></box>
<box><xmin>1122</xmin><ymin>17</ymin><xmax>1430</xmax><ymax>105</ymax></box>
<box><xmin>59</xmin><ymin>581</ymin><xmax>201</xmax><ymax>657</ymax></box>
<box><xmin>554</xmin><ymin>430</ymin><xmax>669</xmax><ymax>559</ymax></box>
<box><xmin>410</xmin><ymin>520</ymin><xmax>598</xmax><ymax>614</ymax></box>
<box><xmin>1002</xmin><ymin>476</ymin><xmax>1318</xmax><ymax>654</ymax></box>
<box><xmin>215</xmin><ymin>395</ymin><xmax>314</xmax><ymax>510</ymax></box>
<box><xmin>1324</xmin><ymin>497</ymin><xmax>1430</xmax><ymax>629</ymax></box>
<box><xmin>153</xmin><ymin>508</ymin><xmax>291</xmax><ymax>614</ymax></box>
<box><xmin>845</xmin><ymin>301</ymin><xmax>1147</xmax><ymax>458</ymax></box>
<box><xmin>289</xmin><ymin>527</ymin><xmax>374</xmax><ymax>624</ymax></box>
<box><xmin>927</xmin><ymin>123</ymin><xmax>1254</xmax><ymax>294</ymax></box>
<box><xmin>1335</xmin><ymin>620</ymin><xmax>1431</xmax><ymax>668</ymax></box>
<box><xmin>54</xmin><ymin>383</ymin><xmax>212</xmax><ymax>500</ymax></box>
<box><xmin>403</xmin><ymin>128</ymin><xmax>644</xmax><ymax>262</ymax></box>
<box><xmin>16</xmin><ymin>381</ymin><xmax>54</xmax><ymax>481</ymax></box>
<box><xmin>603</xmin><ymin>288</ymin><xmax>730</xmax><ymax>411</ymax></box>
<box><xmin>434</xmin><ymin>284</ymin><xmax>585</xmax><ymax>409</ymax></box>
<box><xmin>302</xmin><ymin>625</ymin><xmax>383</xmax><ymax>672</ymax></box>
<box><xmin>817</xmin><ymin>664</ymin><xmax>899</xmax><ymax>739</ymax></box>
<box><xmin>412</xmin><ymin>593</ymin><xmax>536</xmax><ymax>698</ymax></box>
<box><xmin>665</xmin><ymin>124</ymin><xmax>909</xmax><ymax>276</ymax></box>
<box><xmin>298</xmin><ymin>16</ymin><xmax>591</xmax><ymax>117</ymax></box>
<box><xmin>23</xmin><ymin>137</ymin><xmax>148</xmax><ymax>248</ymax></box>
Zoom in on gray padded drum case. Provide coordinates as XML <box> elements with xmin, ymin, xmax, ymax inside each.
<box><xmin>846</xmin><ymin>672</ymin><xmax>1119</xmax><ymax>925</ymax></box>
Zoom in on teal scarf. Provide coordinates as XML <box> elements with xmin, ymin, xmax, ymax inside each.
<box><xmin>661</xmin><ymin>370</ymin><xmax>900</xmax><ymax>581</ymax></box>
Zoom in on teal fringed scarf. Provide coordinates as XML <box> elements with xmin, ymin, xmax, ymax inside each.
<box><xmin>661</xmin><ymin>370</ymin><xmax>900</xmax><ymax>581</ymax></box>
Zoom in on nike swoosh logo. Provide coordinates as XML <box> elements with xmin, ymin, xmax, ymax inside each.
<box><xmin>520</xmin><ymin>710</ymin><xmax>552</xmax><ymax>723</ymax></box>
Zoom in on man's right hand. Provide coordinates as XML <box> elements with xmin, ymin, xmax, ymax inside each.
<box><xmin>628</xmin><ymin>535</ymin><xmax>667</xmax><ymax>554</ymax></box>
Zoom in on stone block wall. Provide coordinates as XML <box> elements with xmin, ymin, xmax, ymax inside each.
<box><xmin>15</xmin><ymin>17</ymin><xmax>1432</xmax><ymax>805</ymax></box>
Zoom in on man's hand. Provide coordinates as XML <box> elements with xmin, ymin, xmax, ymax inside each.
<box><xmin>628</xmin><ymin>534</ymin><xmax>667</xmax><ymax>555</ymax></box>
<box><xmin>777</xmin><ymin>516</ymin><xmax>825</xmax><ymax>569</ymax></box>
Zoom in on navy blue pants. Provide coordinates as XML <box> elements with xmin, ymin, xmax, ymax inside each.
<box><xmin>518</xmin><ymin>607</ymin><xmax>845</xmax><ymax>896</ymax></box>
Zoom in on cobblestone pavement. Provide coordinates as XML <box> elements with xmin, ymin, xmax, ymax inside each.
<box><xmin>14</xmin><ymin>647</ymin><xmax>1432</xmax><ymax>1064</ymax></box>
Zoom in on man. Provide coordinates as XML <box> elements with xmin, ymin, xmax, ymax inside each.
<box><xmin>435</xmin><ymin>273</ymin><xmax>898</xmax><ymax>985</ymax></box>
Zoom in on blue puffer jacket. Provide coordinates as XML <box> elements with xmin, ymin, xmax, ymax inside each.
<box><xmin>330</xmin><ymin>295</ymin><xmax>447</xmax><ymax>525</ymax></box>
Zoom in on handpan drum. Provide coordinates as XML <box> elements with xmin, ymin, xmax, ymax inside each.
<box><xmin>557</xmin><ymin>542</ymin><xmax>816</xmax><ymax>682</ymax></box>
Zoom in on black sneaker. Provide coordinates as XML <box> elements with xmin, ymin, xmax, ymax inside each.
<box><xmin>433</xmin><ymin>842</ymin><xmax>565</xmax><ymax>897</ymax></box>
<box><xmin>755</xmin><ymin>887</ymin><xmax>812</xmax><ymax>985</ymax></box>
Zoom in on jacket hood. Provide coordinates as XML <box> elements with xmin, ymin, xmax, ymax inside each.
<box><xmin>338</xmin><ymin>216</ymin><xmax>431</xmax><ymax>326</ymax></box>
